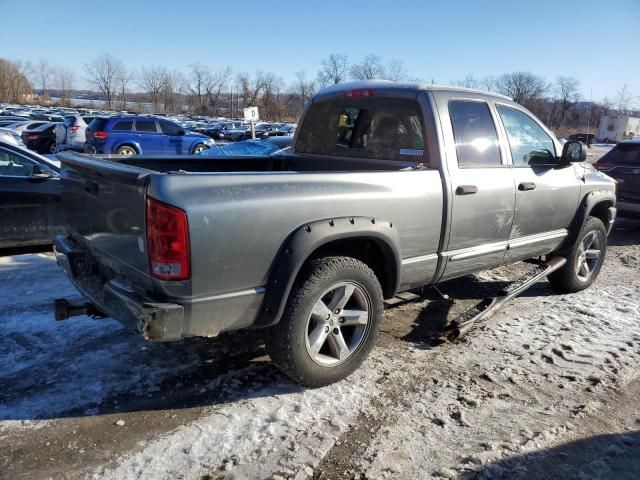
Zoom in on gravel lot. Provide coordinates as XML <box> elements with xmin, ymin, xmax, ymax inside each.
<box><xmin>0</xmin><ymin>220</ymin><xmax>638</xmax><ymax>480</ymax></box>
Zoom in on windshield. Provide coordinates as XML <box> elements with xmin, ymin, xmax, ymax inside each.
<box><xmin>296</xmin><ymin>97</ymin><xmax>426</xmax><ymax>161</ymax></box>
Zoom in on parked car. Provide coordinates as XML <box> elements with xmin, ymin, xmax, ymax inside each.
<box><xmin>0</xmin><ymin>141</ymin><xmax>62</xmax><ymax>249</ymax></box>
<box><xmin>6</xmin><ymin>121</ymin><xmax>52</xmax><ymax>135</ymax></box>
<box><xmin>54</xmin><ymin>82</ymin><xmax>617</xmax><ymax>388</ymax></box>
<box><xmin>223</xmin><ymin>125</ymin><xmax>252</xmax><ymax>142</ymax></box>
<box><xmin>596</xmin><ymin>139</ymin><xmax>640</xmax><ymax>218</ymax></box>
<box><xmin>84</xmin><ymin>116</ymin><xmax>214</xmax><ymax>155</ymax></box>
<box><xmin>203</xmin><ymin>121</ymin><xmax>244</xmax><ymax>139</ymax></box>
<box><xmin>199</xmin><ymin>136</ymin><xmax>294</xmax><ymax>156</ymax></box>
<box><xmin>0</xmin><ymin>128</ymin><xmax>26</xmax><ymax>148</ymax></box>
<box><xmin>54</xmin><ymin>115</ymin><xmax>90</xmax><ymax>150</ymax></box>
<box><xmin>21</xmin><ymin>123</ymin><xmax>57</xmax><ymax>154</ymax></box>
<box><xmin>569</xmin><ymin>133</ymin><xmax>595</xmax><ymax>146</ymax></box>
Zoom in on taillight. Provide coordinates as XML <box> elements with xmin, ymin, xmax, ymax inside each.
<box><xmin>26</xmin><ymin>134</ymin><xmax>38</xmax><ymax>141</ymax></box>
<box><xmin>69</xmin><ymin>125</ymin><xmax>81</xmax><ymax>132</ymax></box>
<box><xmin>93</xmin><ymin>131</ymin><xmax>108</xmax><ymax>140</ymax></box>
<box><xmin>146</xmin><ymin>198</ymin><xmax>190</xmax><ymax>280</ymax></box>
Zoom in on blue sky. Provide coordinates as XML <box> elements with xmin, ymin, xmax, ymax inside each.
<box><xmin>1</xmin><ymin>0</ymin><xmax>639</xmax><ymax>101</ymax></box>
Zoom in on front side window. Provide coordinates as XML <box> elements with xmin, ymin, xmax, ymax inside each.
<box><xmin>296</xmin><ymin>98</ymin><xmax>425</xmax><ymax>161</ymax></box>
<box><xmin>0</xmin><ymin>150</ymin><xmax>36</xmax><ymax>176</ymax></box>
<box><xmin>496</xmin><ymin>105</ymin><xmax>556</xmax><ymax>166</ymax></box>
<box><xmin>159</xmin><ymin>121</ymin><xmax>183</xmax><ymax>135</ymax></box>
<box><xmin>135</xmin><ymin>120</ymin><xmax>158</xmax><ymax>133</ymax></box>
<box><xmin>449</xmin><ymin>100</ymin><xmax>502</xmax><ymax>167</ymax></box>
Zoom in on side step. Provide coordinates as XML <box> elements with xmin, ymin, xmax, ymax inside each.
<box><xmin>442</xmin><ymin>256</ymin><xmax>567</xmax><ymax>341</ymax></box>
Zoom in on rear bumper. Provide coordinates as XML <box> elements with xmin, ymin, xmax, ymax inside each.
<box><xmin>54</xmin><ymin>235</ymin><xmax>185</xmax><ymax>341</ymax></box>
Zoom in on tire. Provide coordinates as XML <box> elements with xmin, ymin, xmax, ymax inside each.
<box><xmin>49</xmin><ymin>141</ymin><xmax>57</xmax><ymax>154</ymax></box>
<box><xmin>192</xmin><ymin>143</ymin><xmax>208</xmax><ymax>154</ymax></box>
<box><xmin>547</xmin><ymin>216</ymin><xmax>607</xmax><ymax>293</ymax></box>
<box><xmin>115</xmin><ymin>145</ymin><xmax>137</xmax><ymax>156</ymax></box>
<box><xmin>266</xmin><ymin>256</ymin><xmax>384</xmax><ymax>387</ymax></box>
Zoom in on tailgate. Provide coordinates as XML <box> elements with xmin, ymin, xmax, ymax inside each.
<box><xmin>58</xmin><ymin>152</ymin><xmax>154</xmax><ymax>288</ymax></box>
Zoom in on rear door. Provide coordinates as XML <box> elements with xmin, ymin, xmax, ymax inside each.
<box><xmin>437</xmin><ymin>96</ymin><xmax>516</xmax><ymax>280</ymax></box>
<box><xmin>495</xmin><ymin>104</ymin><xmax>581</xmax><ymax>262</ymax></box>
<box><xmin>0</xmin><ymin>147</ymin><xmax>60</xmax><ymax>248</ymax></box>
<box><xmin>133</xmin><ymin>119</ymin><xmax>162</xmax><ymax>154</ymax></box>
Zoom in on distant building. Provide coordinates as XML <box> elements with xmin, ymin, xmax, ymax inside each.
<box><xmin>597</xmin><ymin>115</ymin><xmax>640</xmax><ymax>142</ymax></box>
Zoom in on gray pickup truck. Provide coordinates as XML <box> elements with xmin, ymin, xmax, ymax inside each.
<box><xmin>54</xmin><ymin>81</ymin><xmax>617</xmax><ymax>386</ymax></box>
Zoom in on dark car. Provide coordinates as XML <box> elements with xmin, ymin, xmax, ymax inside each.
<box><xmin>569</xmin><ymin>133</ymin><xmax>595</xmax><ymax>146</ymax></box>
<box><xmin>202</xmin><ymin>121</ymin><xmax>244</xmax><ymax>139</ymax></box>
<box><xmin>21</xmin><ymin>123</ymin><xmax>57</xmax><ymax>154</ymax></box>
<box><xmin>0</xmin><ymin>141</ymin><xmax>62</xmax><ymax>249</ymax></box>
<box><xmin>85</xmin><ymin>116</ymin><xmax>214</xmax><ymax>156</ymax></box>
<box><xmin>596</xmin><ymin>140</ymin><xmax>640</xmax><ymax>218</ymax></box>
<box><xmin>198</xmin><ymin>136</ymin><xmax>293</xmax><ymax>157</ymax></box>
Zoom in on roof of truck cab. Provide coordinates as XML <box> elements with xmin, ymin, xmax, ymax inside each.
<box><xmin>316</xmin><ymin>80</ymin><xmax>513</xmax><ymax>101</ymax></box>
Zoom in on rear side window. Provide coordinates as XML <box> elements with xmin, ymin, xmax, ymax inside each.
<box><xmin>601</xmin><ymin>143</ymin><xmax>640</xmax><ymax>164</ymax></box>
<box><xmin>112</xmin><ymin>120</ymin><xmax>134</xmax><ymax>131</ymax></box>
<box><xmin>159</xmin><ymin>121</ymin><xmax>183</xmax><ymax>135</ymax></box>
<box><xmin>295</xmin><ymin>98</ymin><xmax>425</xmax><ymax>161</ymax></box>
<box><xmin>135</xmin><ymin>120</ymin><xmax>158</xmax><ymax>133</ymax></box>
<box><xmin>496</xmin><ymin>105</ymin><xmax>556</xmax><ymax>166</ymax></box>
<box><xmin>449</xmin><ymin>100</ymin><xmax>501</xmax><ymax>167</ymax></box>
<box><xmin>88</xmin><ymin>118</ymin><xmax>108</xmax><ymax>131</ymax></box>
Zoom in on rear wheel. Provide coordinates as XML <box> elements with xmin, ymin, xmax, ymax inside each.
<box><xmin>192</xmin><ymin>143</ymin><xmax>208</xmax><ymax>154</ymax></box>
<box><xmin>115</xmin><ymin>145</ymin><xmax>136</xmax><ymax>156</ymax></box>
<box><xmin>548</xmin><ymin>216</ymin><xmax>607</xmax><ymax>293</ymax></box>
<box><xmin>266</xmin><ymin>256</ymin><xmax>384</xmax><ymax>387</ymax></box>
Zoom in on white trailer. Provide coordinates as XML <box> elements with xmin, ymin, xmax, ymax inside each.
<box><xmin>597</xmin><ymin>115</ymin><xmax>640</xmax><ymax>142</ymax></box>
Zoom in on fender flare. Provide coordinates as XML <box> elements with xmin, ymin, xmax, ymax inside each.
<box><xmin>564</xmin><ymin>190</ymin><xmax>617</xmax><ymax>249</ymax></box>
<box><xmin>257</xmin><ymin>216</ymin><xmax>402</xmax><ymax>327</ymax></box>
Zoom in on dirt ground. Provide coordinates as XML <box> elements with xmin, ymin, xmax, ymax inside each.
<box><xmin>0</xmin><ymin>220</ymin><xmax>639</xmax><ymax>480</ymax></box>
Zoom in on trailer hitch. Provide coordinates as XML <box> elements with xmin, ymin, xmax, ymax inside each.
<box><xmin>54</xmin><ymin>298</ymin><xmax>107</xmax><ymax>321</ymax></box>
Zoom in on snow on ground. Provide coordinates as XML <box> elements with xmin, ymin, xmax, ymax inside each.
<box><xmin>0</xmin><ymin>222</ymin><xmax>639</xmax><ymax>479</ymax></box>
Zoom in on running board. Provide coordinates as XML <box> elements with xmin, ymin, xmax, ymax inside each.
<box><xmin>442</xmin><ymin>256</ymin><xmax>567</xmax><ymax>341</ymax></box>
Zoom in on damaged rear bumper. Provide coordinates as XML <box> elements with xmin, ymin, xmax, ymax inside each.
<box><xmin>53</xmin><ymin>235</ymin><xmax>184</xmax><ymax>341</ymax></box>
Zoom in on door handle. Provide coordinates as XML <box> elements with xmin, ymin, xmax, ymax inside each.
<box><xmin>518</xmin><ymin>182</ymin><xmax>536</xmax><ymax>191</ymax></box>
<box><xmin>456</xmin><ymin>185</ymin><xmax>478</xmax><ymax>195</ymax></box>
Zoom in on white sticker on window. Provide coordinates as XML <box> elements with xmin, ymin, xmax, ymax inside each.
<box><xmin>399</xmin><ymin>149</ymin><xmax>424</xmax><ymax>156</ymax></box>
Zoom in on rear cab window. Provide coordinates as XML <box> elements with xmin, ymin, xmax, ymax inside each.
<box><xmin>295</xmin><ymin>97</ymin><xmax>426</xmax><ymax>162</ymax></box>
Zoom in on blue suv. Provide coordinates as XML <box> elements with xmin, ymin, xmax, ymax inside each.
<box><xmin>84</xmin><ymin>116</ymin><xmax>214</xmax><ymax>155</ymax></box>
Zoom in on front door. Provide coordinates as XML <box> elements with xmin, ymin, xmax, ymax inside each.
<box><xmin>495</xmin><ymin>104</ymin><xmax>581</xmax><ymax>262</ymax></box>
<box><xmin>439</xmin><ymin>98</ymin><xmax>516</xmax><ymax>280</ymax></box>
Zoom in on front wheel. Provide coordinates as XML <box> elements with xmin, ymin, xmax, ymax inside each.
<box><xmin>266</xmin><ymin>256</ymin><xmax>384</xmax><ymax>387</ymax></box>
<box><xmin>192</xmin><ymin>143</ymin><xmax>208</xmax><ymax>154</ymax></box>
<box><xmin>548</xmin><ymin>216</ymin><xmax>607</xmax><ymax>293</ymax></box>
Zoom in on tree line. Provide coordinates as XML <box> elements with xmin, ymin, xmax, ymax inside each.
<box><xmin>0</xmin><ymin>53</ymin><xmax>637</xmax><ymax>132</ymax></box>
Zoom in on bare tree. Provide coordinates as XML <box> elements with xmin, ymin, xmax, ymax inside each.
<box><xmin>551</xmin><ymin>76</ymin><xmax>580</xmax><ymax>128</ymax></box>
<box><xmin>495</xmin><ymin>72</ymin><xmax>548</xmax><ymax>109</ymax></box>
<box><xmin>291</xmin><ymin>71</ymin><xmax>315</xmax><ymax>115</ymax></box>
<box><xmin>162</xmin><ymin>70</ymin><xmax>187</xmax><ymax>114</ymax></box>
<box><xmin>55</xmin><ymin>66</ymin><xmax>75</xmax><ymax>107</ymax></box>
<box><xmin>84</xmin><ymin>53</ymin><xmax>124</xmax><ymax>108</ymax></box>
<box><xmin>383</xmin><ymin>59</ymin><xmax>409</xmax><ymax>82</ymax></box>
<box><xmin>34</xmin><ymin>59</ymin><xmax>55</xmax><ymax>101</ymax></box>
<box><xmin>116</xmin><ymin>66</ymin><xmax>135</xmax><ymax>111</ymax></box>
<box><xmin>614</xmin><ymin>84</ymin><xmax>634</xmax><ymax>113</ymax></box>
<box><xmin>451</xmin><ymin>74</ymin><xmax>481</xmax><ymax>89</ymax></box>
<box><xmin>350</xmin><ymin>54</ymin><xmax>385</xmax><ymax>80</ymax></box>
<box><xmin>317</xmin><ymin>54</ymin><xmax>349</xmax><ymax>87</ymax></box>
<box><xmin>203</xmin><ymin>66</ymin><xmax>233</xmax><ymax>115</ymax></box>
<box><xmin>0</xmin><ymin>59</ymin><xmax>33</xmax><ymax>103</ymax></box>
<box><xmin>140</xmin><ymin>65</ymin><xmax>168</xmax><ymax>113</ymax></box>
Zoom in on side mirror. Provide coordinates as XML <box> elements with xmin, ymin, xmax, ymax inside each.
<box><xmin>560</xmin><ymin>141</ymin><xmax>586</xmax><ymax>165</ymax></box>
<box><xmin>29</xmin><ymin>165</ymin><xmax>55</xmax><ymax>180</ymax></box>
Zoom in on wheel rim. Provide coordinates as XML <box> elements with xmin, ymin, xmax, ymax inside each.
<box><xmin>193</xmin><ymin>144</ymin><xmax>206</xmax><ymax>153</ymax></box>
<box><xmin>305</xmin><ymin>281</ymin><xmax>371</xmax><ymax>367</ymax></box>
<box><xmin>575</xmin><ymin>230</ymin><xmax>603</xmax><ymax>282</ymax></box>
<box><xmin>119</xmin><ymin>147</ymin><xmax>135</xmax><ymax>156</ymax></box>
<box><xmin>50</xmin><ymin>143</ymin><xmax>56</xmax><ymax>153</ymax></box>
